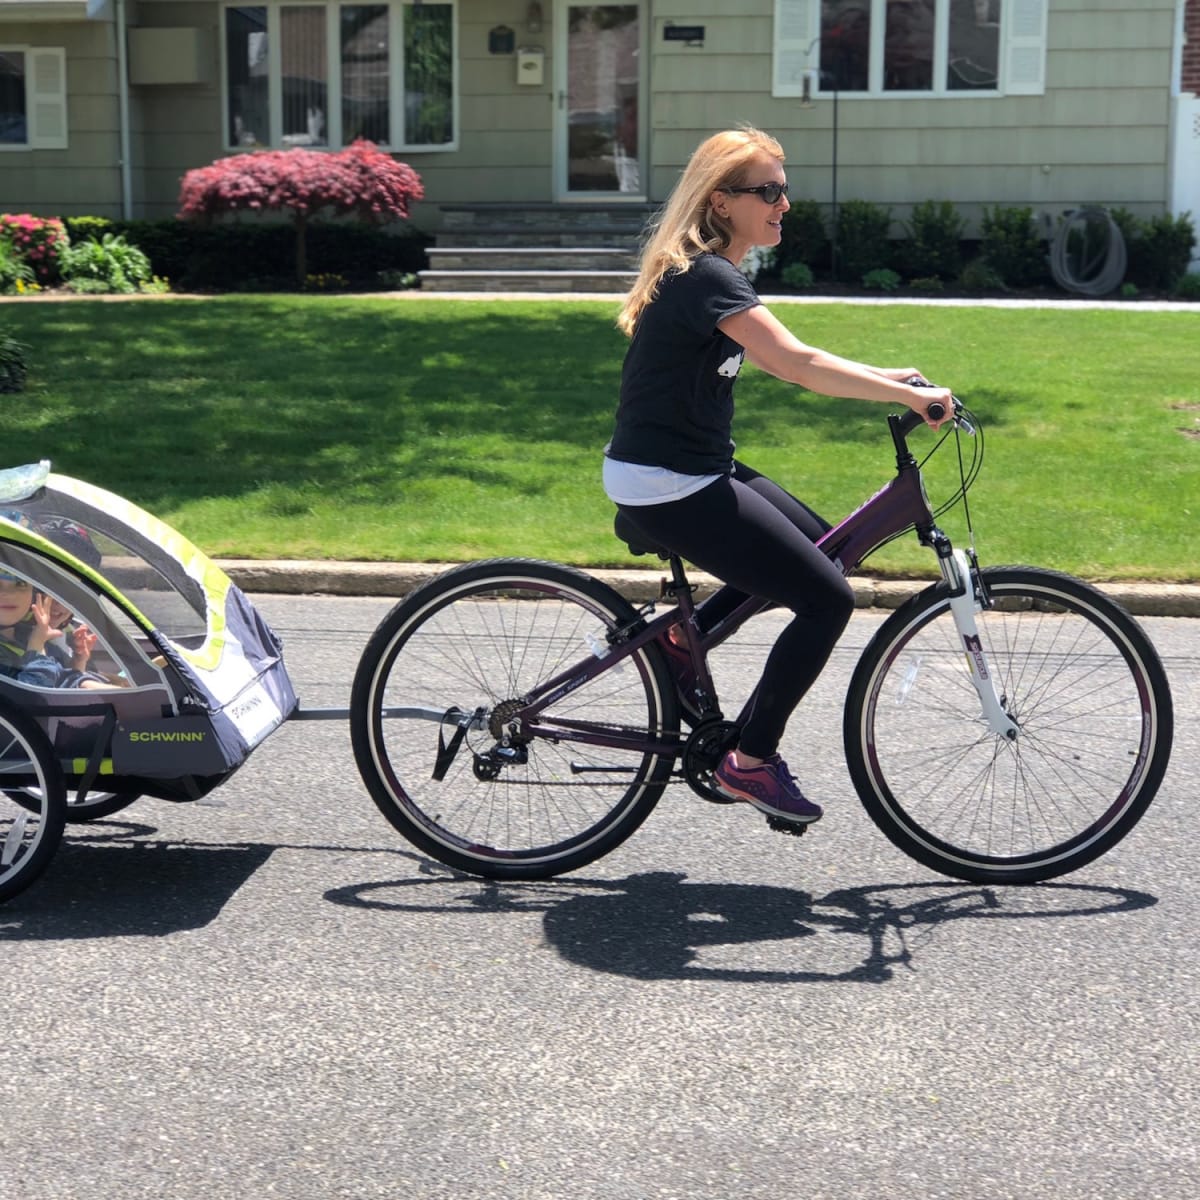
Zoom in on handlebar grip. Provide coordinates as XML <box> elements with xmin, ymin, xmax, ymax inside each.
<box><xmin>904</xmin><ymin>376</ymin><xmax>948</xmax><ymax>423</ymax></box>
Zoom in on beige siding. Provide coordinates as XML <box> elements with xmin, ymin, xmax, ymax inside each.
<box><xmin>0</xmin><ymin>0</ymin><xmax>1185</xmax><ymax>229</ymax></box>
<box><xmin>648</xmin><ymin>0</ymin><xmax>1178</xmax><ymax>230</ymax></box>
<box><xmin>131</xmin><ymin>1</ymin><xmax>225</xmax><ymax>216</ymax></box>
<box><xmin>0</xmin><ymin>18</ymin><xmax>123</xmax><ymax>216</ymax></box>
<box><xmin>416</xmin><ymin>6</ymin><xmax>553</xmax><ymax>207</ymax></box>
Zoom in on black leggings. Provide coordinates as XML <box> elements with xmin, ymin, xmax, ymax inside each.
<box><xmin>617</xmin><ymin>461</ymin><xmax>854</xmax><ymax>760</ymax></box>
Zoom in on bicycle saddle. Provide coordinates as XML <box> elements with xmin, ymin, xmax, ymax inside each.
<box><xmin>613</xmin><ymin>511</ymin><xmax>671</xmax><ymax>559</ymax></box>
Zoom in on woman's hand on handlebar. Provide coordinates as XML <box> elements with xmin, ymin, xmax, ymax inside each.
<box><xmin>888</xmin><ymin>370</ymin><xmax>954</xmax><ymax>429</ymax></box>
<box><xmin>911</xmin><ymin>387</ymin><xmax>955</xmax><ymax>429</ymax></box>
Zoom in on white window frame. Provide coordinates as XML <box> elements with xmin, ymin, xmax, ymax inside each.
<box><xmin>772</xmin><ymin>0</ymin><xmax>1046</xmax><ymax>99</ymax></box>
<box><xmin>220</xmin><ymin>1</ymin><xmax>458</xmax><ymax>152</ymax></box>
<box><xmin>0</xmin><ymin>46</ymin><xmax>68</xmax><ymax>152</ymax></box>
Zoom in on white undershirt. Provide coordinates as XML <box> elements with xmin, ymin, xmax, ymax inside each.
<box><xmin>602</xmin><ymin>453</ymin><xmax>721</xmax><ymax>506</ymax></box>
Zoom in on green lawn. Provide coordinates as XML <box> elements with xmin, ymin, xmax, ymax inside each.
<box><xmin>3</xmin><ymin>295</ymin><xmax>1197</xmax><ymax>580</ymax></box>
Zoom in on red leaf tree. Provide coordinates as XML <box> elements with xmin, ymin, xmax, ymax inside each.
<box><xmin>177</xmin><ymin>140</ymin><xmax>424</xmax><ymax>285</ymax></box>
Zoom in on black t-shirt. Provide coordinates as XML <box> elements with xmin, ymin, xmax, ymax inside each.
<box><xmin>608</xmin><ymin>253</ymin><xmax>760</xmax><ymax>476</ymax></box>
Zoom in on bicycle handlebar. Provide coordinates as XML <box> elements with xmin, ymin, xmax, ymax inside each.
<box><xmin>888</xmin><ymin>394</ymin><xmax>970</xmax><ymax>467</ymax></box>
<box><xmin>897</xmin><ymin>376</ymin><xmax>960</xmax><ymax>433</ymax></box>
<box><xmin>892</xmin><ymin>397</ymin><xmax>960</xmax><ymax>438</ymax></box>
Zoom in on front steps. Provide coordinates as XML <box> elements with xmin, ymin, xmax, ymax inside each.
<box><xmin>419</xmin><ymin>202</ymin><xmax>654</xmax><ymax>293</ymax></box>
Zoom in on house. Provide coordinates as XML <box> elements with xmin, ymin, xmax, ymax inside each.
<box><xmin>1</xmin><ymin>0</ymin><xmax>1197</xmax><ymax>270</ymax></box>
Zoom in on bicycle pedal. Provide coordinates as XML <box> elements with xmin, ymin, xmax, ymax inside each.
<box><xmin>766</xmin><ymin>815</ymin><xmax>810</xmax><ymax>837</ymax></box>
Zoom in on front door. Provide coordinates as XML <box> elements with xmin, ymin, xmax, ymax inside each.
<box><xmin>554</xmin><ymin>3</ymin><xmax>645</xmax><ymax>200</ymax></box>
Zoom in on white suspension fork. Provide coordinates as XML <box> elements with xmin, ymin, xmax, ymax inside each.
<box><xmin>941</xmin><ymin>549</ymin><xmax>1019</xmax><ymax>741</ymax></box>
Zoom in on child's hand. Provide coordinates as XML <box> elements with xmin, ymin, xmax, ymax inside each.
<box><xmin>71</xmin><ymin>624</ymin><xmax>97</xmax><ymax>671</ymax></box>
<box><xmin>27</xmin><ymin>593</ymin><xmax>64</xmax><ymax>654</ymax></box>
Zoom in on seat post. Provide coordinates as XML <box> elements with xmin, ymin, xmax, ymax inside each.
<box><xmin>666</xmin><ymin>553</ymin><xmax>691</xmax><ymax>596</ymax></box>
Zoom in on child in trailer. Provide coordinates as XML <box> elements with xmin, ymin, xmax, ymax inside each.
<box><xmin>0</xmin><ymin>569</ymin><xmax>114</xmax><ymax>690</ymax></box>
<box><xmin>36</xmin><ymin>518</ymin><xmax>104</xmax><ymax>678</ymax></box>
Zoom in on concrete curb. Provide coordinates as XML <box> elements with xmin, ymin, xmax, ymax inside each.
<box><xmin>217</xmin><ymin>559</ymin><xmax>1200</xmax><ymax>618</ymax></box>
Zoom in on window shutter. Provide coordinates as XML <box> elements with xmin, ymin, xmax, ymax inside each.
<box><xmin>772</xmin><ymin>0</ymin><xmax>819</xmax><ymax>98</ymax></box>
<box><xmin>1004</xmin><ymin>0</ymin><xmax>1047</xmax><ymax>96</ymax></box>
<box><xmin>28</xmin><ymin>48</ymin><xmax>68</xmax><ymax>149</ymax></box>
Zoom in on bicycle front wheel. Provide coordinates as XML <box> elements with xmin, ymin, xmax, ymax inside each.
<box><xmin>351</xmin><ymin>559</ymin><xmax>680</xmax><ymax>880</ymax></box>
<box><xmin>844</xmin><ymin>566</ymin><xmax>1173</xmax><ymax>884</ymax></box>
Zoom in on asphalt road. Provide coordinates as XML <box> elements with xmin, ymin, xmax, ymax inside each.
<box><xmin>3</xmin><ymin>593</ymin><xmax>1198</xmax><ymax>1200</ymax></box>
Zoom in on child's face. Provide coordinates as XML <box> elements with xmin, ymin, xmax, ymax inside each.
<box><xmin>0</xmin><ymin>575</ymin><xmax>34</xmax><ymax>627</ymax></box>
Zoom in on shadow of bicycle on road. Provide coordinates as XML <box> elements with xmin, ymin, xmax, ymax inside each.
<box><xmin>325</xmin><ymin>868</ymin><xmax>1158</xmax><ymax>985</ymax></box>
<box><xmin>2</xmin><ymin>821</ymin><xmax>1160</xmax><ymax>971</ymax></box>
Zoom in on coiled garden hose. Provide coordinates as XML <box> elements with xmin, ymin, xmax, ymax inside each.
<box><xmin>1049</xmin><ymin>207</ymin><xmax>1128</xmax><ymax>296</ymax></box>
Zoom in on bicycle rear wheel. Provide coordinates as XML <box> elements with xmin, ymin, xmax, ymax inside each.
<box><xmin>844</xmin><ymin>566</ymin><xmax>1173</xmax><ymax>884</ymax></box>
<box><xmin>350</xmin><ymin>559</ymin><xmax>680</xmax><ymax>880</ymax></box>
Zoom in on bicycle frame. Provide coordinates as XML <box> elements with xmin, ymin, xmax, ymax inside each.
<box><xmin>513</xmin><ymin>408</ymin><xmax>999</xmax><ymax>756</ymax></box>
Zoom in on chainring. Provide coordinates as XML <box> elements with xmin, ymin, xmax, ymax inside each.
<box><xmin>681</xmin><ymin>719</ymin><xmax>741</xmax><ymax>804</ymax></box>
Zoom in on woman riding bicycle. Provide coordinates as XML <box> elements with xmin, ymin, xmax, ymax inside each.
<box><xmin>604</xmin><ymin>126</ymin><xmax>951</xmax><ymax>826</ymax></box>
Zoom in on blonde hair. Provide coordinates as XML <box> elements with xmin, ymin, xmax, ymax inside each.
<box><xmin>616</xmin><ymin>127</ymin><xmax>785</xmax><ymax>337</ymax></box>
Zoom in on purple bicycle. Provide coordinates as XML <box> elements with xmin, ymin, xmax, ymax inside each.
<box><xmin>350</xmin><ymin>400</ymin><xmax>1173</xmax><ymax>885</ymax></box>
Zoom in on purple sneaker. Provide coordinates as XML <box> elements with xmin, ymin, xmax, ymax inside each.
<box><xmin>713</xmin><ymin>752</ymin><xmax>823</xmax><ymax>824</ymax></box>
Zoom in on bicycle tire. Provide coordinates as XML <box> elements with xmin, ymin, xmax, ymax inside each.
<box><xmin>0</xmin><ymin>699</ymin><xmax>67</xmax><ymax>903</ymax></box>
<box><xmin>843</xmin><ymin>566</ymin><xmax>1173</xmax><ymax>884</ymax></box>
<box><xmin>64</xmin><ymin>791</ymin><xmax>140</xmax><ymax>821</ymax></box>
<box><xmin>350</xmin><ymin>558</ymin><xmax>680</xmax><ymax>880</ymax></box>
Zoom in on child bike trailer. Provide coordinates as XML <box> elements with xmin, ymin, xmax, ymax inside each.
<box><xmin>0</xmin><ymin>460</ymin><xmax>298</xmax><ymax>902</ymax></box>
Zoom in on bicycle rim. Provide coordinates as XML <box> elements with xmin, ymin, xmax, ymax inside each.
<box><xmin>351</xmin><ymin>560</ymin><xmax>678</xmax><ymax>879</ymax></box>
<box><xmin>845</xmin><ymin>567</ymin><xmax>1173</xmax><ymax>884</ymax></box>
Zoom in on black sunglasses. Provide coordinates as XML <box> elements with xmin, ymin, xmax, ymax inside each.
<box><xmin>722</xmin><ymin>182</ymin><xmax>789</xmax><ymax>204</ymax></box>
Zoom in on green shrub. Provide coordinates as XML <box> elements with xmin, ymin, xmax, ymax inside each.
<box><xmin>304</xmin><ymin>271</ymin><xmax>352</xmax><ymax>291</ymax></box>
<box><xmin>1108</xmin><ymin>206</ymin><xmax>1138</xmax><ymax>249</ymax></box>
<box><xmin>1112</xmin><ymin>209</ymin><xmax>1196</xmax><ymax>292</ymax></box>
<box><xmin>61</xmin><ymin>276</ymin><xmax>119</xmax><ymax>295</ymax></box>
<box><xmin>0</xmin><ymin>330</ymin><xmax>29</xmax><ymax>393</ymax></box>
<box><xmin>777</xmin><ymin>198</ymin><xmax>828</xmax><ymax>272</ymax></box>
<box><xmin>979</xmin><ymin>205</ymin><xmax>1047</xmax><ymax>288</ymax></box>
<box><xmin>1173</xmin><ymin>272</ymin><xmax>1200</xmax><ymax>300</ymax></box>
<box><xmin>0</xmin><ymin>238</ymin><xmax>35</xmax><ymax>293</ymax></box>
<box><xmin>959</xmin><ymin>257</ymin><xmax>1007</xmax><ymax>291</ymax></box>
<box><xmin>908</xmin><ymin>275</ymin><xmax>945</xmax><ymax>292</ymax></box>
<box><xmin>62</xmin><ymin>215</ymin><xmax>114</xmax><ymax>243</ymax></box>
<box><xmin>780</xmin><ymin>261</ymin><xmax>815</xmax><ymax>288</ymax></box>
<box><xmin>862</xmin><ymin>267</ymin><xmax>901</xmax><ymax>291</ymax></box>
<box><xmin>60</xmin><ymin>232</ymin><xmax>153</xmax><ymax>294</ymax></box>
<box><xmin>740</xmin><ymin>245</ymin><xmax>776</xmax><ymax>281</ymax></box>
<box><xmin>836</xmin><ymin>199</ymin><xmax>892</xmax><ymax>282</ymax></box>
<box><xmin>57</xmin><ymin>217</ymin><xmax>431</xmax><ymax>291</ymax></box>
<box><xmin>377</xmin><ymin>268</ymin><xmax>420</xmax><ymax>290</ymax></box>
<box><xmin>900</xmin><ymin>200</ymin><xmax>965</xmax><ymax>279</ymax></box>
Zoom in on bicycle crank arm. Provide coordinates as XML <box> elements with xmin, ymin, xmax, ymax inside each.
<box><xmin>943</xmin><ymin>550</ymin><xmax>1020</xmax><ymax>741</ymax></box>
